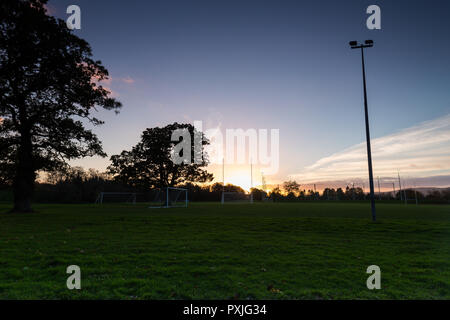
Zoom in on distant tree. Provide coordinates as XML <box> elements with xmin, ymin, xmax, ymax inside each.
<box><xmin>345</xmin><ymin>186</ymin><xmax>351</xmax><ymax>200</ymax></box>
<box><xmin>286</xmin><ymin>191</ymin><xmax>296</xmax><ymax>200</ymax></box>
<box><xmin>424</xmin><ymin>190</ymin><xmax>441</xmax><ymax>201</ymax></box>
<box><xmin>250</xmin><ymin>188</ymin><xmax>268</xmax><ymax>201</ymax></box>
<box><xmin>210</xmin><ymin>182</ymin><xmax>225</xmax><ymax>194</ymax></box>
<box><xmin>306</xmin><ymin>189</ymin><xmax>316</xmax><ymax>200</ymax></box>
<box><xmin>345</xmin><ymin>186</ymin><xmax>365</xmax><ymax>200</ymax></box>
<box><xmin>108</xmin><ymin>123</ymin><xmax>213</xmax><ymax>189</ymax></box>
<box><xmin>298</xmin><ymin>189</ymin><xmax>306</xmax><ymax>200</ymax></box>
<box><xmin>283</xmin><ymin>180</ymin><xmax>300</xmax><ymax>196</ymax></box>
<box><xmin>269</xmin><ymin>186</ymin><xmax>282</xmax><ymax>202</ymax></box>
<box><xmin>0</xmin><ymin>0</ymin><xmax>121</xmax><ymax>212</ymax></box>
<box><xmin>403</xmin><ymin>189</ymin><xmax>424</xmax><ymax>201</ymax></box>
<box><xmin>336</xmin><ymin>188</ymin><xmax>345</xmax><ymax>200</ymax></box>
<box><xmin>322</xmin><ymin>188</ymin><xmax>340</xmax><ymax>200</ymax></box>
<box><xmin>441</xmin><ymin>189</ymin><xmax>450</xmax><ymax>201</ymax></box>
<box><xmin>223</xmin><ymin>184</ymin><xmax>246</xmax><ymax>193</ymax></box>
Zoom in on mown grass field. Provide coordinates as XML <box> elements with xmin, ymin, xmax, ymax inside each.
<box><xmin>0</xmin><ymin>201</ymin><xmax>449</xmax><ymax>299</ymax></box>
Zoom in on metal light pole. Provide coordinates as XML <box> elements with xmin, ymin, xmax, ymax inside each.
<box><xmin>349</xmin><ymin>40</ymin><xmax>376</xmax><ymax>222</ymax></box>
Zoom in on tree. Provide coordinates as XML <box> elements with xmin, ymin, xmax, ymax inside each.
<box><xmin>269</xmin><ymin>186</ymin><xmax>282</xmax><ymax>202</ymax></box>
<box><xmin>223</xmin><ymin>184</ymin><xmax>246</xmax><ymax>193</ymax></box>
<box><xmin>0</xmin><ymin>0</ymin><xmax>121</xmax><ymax>212</ymax></box>
<box><xmin>250</xmin><ymin>188</ymin><xmax>268</xmax><ymax>201</ymax></box>
<box><xmin>336</xmin><ymin>187</ymin><xmax>345</xmax><ymax>200</ymax></box>
<box><xmin>282</xmin><ymin>180</ymin><xmax>300</xmax><ymax>196</ymax></box>
<box><xmin>108</xmin><ymin>123</ymin><xmax>213</xmax><ymax>190</ymax></box>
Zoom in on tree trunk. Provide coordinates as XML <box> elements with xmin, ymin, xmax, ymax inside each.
<box><xmin>12</xmin><ymin>173</ymin><xmax>34</xmax><ymax>212</ymax></box>
<box><xmin>11</xmin><ymin>130</ymin><xmax>35</xmax><ymax>213</ymax></box>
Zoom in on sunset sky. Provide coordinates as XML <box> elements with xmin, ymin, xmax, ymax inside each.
<box><xmin>47</xmin><ymin>0</ymin><xmax>450</xmax><ymax>190</ymax></box>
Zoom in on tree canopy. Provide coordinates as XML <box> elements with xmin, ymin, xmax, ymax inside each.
<box><xmin>108</xmin><ymin>123</ymin><xmax>213</xmax><ymax>189</ymax></box>
<box><xmin>283</xmin><ymin>180</ymin><xmax>301</xmax><ymax>195</ymax></box>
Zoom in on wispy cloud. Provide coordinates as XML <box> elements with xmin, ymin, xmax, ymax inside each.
<box><xmin>291</xmin><ymin>114</ymin><xmax>450</xmax><ymax>183</ymax></box>
<box><xmin>93</xmin><ymin>75</ymin><xmax>135</xmax><ymax>86</ymax></box>
<box><xmin>121</xmin><ymin>77</ymin><xmax>135</xmax><ymax>84</ymax></box>
<box><xmin>91</xmin><ymin>75</ymin><xmax>135</xmax><ymax>98</ymax></box>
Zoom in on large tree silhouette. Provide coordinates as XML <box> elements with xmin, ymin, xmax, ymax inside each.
<box><xmin>108</xmin><ymin>123</ymin><xmax>213</xmax><ymax>189</ymax></box>
<box><xmin>0</xmin><ymin>0</ymin><xmax>121</xmax><ymax>212</ymax></box>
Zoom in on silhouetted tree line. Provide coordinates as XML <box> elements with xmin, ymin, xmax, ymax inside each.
<box><xmin>0</xmin><ymin>167</ymin><xmax>263</xmax><ymax>203</ymax></box>
<box><xmin>266</xmin><ymin>181</ymin><xmax>450</xmax><ymax>204</ymax></box>
<box><xmin>0</xmin><ymin>171</ymin><xmax>449</xmax><ymax>204</ymax></box>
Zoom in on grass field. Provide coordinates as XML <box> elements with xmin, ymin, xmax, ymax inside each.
<box><xmin>0</xmin><ymin>201</ymin><xmax>449</xmax><ymax>299</ymax></box>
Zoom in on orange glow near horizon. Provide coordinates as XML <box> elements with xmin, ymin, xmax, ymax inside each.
<box><xmin>225</xmin><ymin>173</ymin><xmax>252</xmax><ymax>192</ymax></box>
<box><xmin>207</xmin><ymin>163</ymin><xmax>269</xmax><ymax>193</ymax></box>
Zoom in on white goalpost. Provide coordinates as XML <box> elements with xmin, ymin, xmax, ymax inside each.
<box><xmin>95</xmin><ymin>192</ymin><xmax>137</xmax><ymax>205</ymax></box>
<box><xmin>148</xmin><ymin>187</ymin><xmax>188</xmax><ymax>208</ymax></box>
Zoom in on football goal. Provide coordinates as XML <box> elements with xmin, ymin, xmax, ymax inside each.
<box><xmin>221</xmin><ymin>191</ymin><xmax>253</xmax><ymax>204</ymax></box>
<box><xmin>149</xmin><ymin>187</ymin><xmax>188</xmax><ymax>208</ymax></box>
<box><xmin>95</xmin><ymin>192</ymin><xmax>137</xmax><ymax>205</ymax></box>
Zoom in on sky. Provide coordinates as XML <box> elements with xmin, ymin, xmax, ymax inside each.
<box><xmin>46</xmin><ymin>0</ymin><xmax>450</xmax><ymax>190</ymax></box>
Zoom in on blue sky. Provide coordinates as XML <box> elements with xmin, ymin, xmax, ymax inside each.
<box><xmin>47</xmin><ymin>0</ymin><xmax>450</xmax><ymax>188</ymax></box>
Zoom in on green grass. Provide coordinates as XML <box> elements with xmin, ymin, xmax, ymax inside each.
<box><xmin>0</xmin><ymin>202</ymin><xmax>449</xmax><ymax>299</ymax></box>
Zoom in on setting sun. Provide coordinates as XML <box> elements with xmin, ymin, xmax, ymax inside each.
<box><xmin>208</xmin><ymin>163</ymin><xmax>263</xmax><ymax>192</ymax></box>
<box><xmin>226</xmin><ymin>173</ymin><xmax>252</xmax><ymax>192</ymax></box>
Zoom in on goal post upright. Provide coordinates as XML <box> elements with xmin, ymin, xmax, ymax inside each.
<box><xmin>250</xmin><ymin>158</ymin><xmax>253</xmax><ymax>190</ymax></box>
<box><xmin>250</xmin><ymin>159</ymin><xmax>253</xmax><ymax>204</ymax></box>
<box><xmin>166</xmin><ymin>187</ymin><xmax>169</xmax><ymax>208</ymax></box>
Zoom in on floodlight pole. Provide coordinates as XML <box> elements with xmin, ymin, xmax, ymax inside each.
<box><xmin>392</xmin><ymin>183</ymin><xmax>396</xmax><ymax>199</ymax></box>
<box><xmin>222</xmin><ymin>157</ymin><xmax>225</xmax><ymax>204</ymax></box>
<box><xmin>398</xmin><ymin>171</ymin><xmax>403</xmax><ymax>201</ymax></box>
<box><xmin>350</xmin><ymin>40</ymin><xmax>376</xmax><ymax>222</ymax></box>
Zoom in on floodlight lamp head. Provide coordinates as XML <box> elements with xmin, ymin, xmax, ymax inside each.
<box><xmin>349</xmin><ymin>41</ymin><xmax>358</xmax><ymax>47</ymax></box>
<box><xmin>365</xmin><ymin>40</ymin><xmax>374</xmax><ymax>46</ymax></box>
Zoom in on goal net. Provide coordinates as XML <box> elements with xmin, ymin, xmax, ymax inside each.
<box><xmin>221</xmin><ymin>192</ymin><xmax>253</xmax><ymax>204</ymax></box>
<box><xmin>95</xmin><ymin>192</ymin><xmax>137</xmax><ymax>205</ymax></box>
<box><xmin>149</xmin><ymin>187</ymin><xmax>188</xmax><ymax>208</ymax></box>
